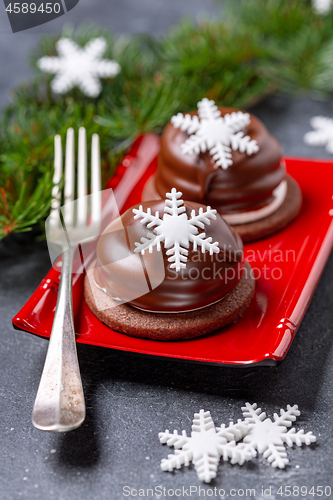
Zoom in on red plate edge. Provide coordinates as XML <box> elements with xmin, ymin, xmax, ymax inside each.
<box><xmin>12</xmin><ymin>134</ymin><xmax>333</xmax><ymax>367</ymax></box>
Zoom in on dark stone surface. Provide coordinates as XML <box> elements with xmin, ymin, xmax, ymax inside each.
<box><xmin>0</xmin><ymin>2</ymin><xmax>333</xmax><ymax>500</ymax></box>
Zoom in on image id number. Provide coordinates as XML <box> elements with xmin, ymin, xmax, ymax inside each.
<box><xmin>5</xmin><ymin>3</ymin><xmax>61</xmax><ymax>14</ymax></box>
<box><xmin>277</xmin><ymin>486</ymin><xmax>332</xmax><ymax>496</ymax></box>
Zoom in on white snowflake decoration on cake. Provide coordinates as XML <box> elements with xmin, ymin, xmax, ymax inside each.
<box><xmin>37</xmin><ymin>37</ymin><xmax>121</xmax><ymax>97</ymax></box>
<box><xmin>133</xmin><ymin>188</ymin><xmax>219</xmax><ymax>272</ymax></box>
<box><xmin>304</xmin><ymin>116</ymin><xmax>333</xmax><ymax>154</ymax></box>
<box><xmin>312</xmin><ymin>0</ymin><xmax>332</xmax><ymax>15</ymax></box>
<box><xmin>171</xmin><ymin>98</ymin><xmax>259</xmax><ymax>169</ymax></box>
<box><xmin>240</xmin><ymin>403</ymin><xmax>316</xmax><ymax>469</ymax></box>
<box><xmin>159</xmin><ymin>409</ymin><xmax>254</xmax><ymax>483</ymax></box>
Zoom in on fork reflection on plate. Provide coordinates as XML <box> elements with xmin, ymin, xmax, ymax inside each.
<box><xmin>32</xmin><ymin>127</ymin><xmax>101</xmax><ymax>432</ymax></box>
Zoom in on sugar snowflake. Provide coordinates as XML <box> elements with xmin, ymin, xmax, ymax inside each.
<box><xmin>159</xmin><ymin>409</ymin><xmax>254</xmax><ymax>483</ymax></box>
<box><xmin>171</xmin><ymin>98</ymin><xmax>259</xmax><ymax>169</ymax></box>
<box><xmin>240</xmin><ymin>403</ymin><xmax>316</xmax><ymax>469</ymax></box>
<box><xmin>312</xmin><ymin>0</ymin><xmax>332</xmax><ymax>14</ymax></box>
<box><xmin>304</xmin><ymin>116</ymin><xmax>333</xmax><ymax>154</ymax></box>
<box><xmin>133</xmin><ymin>188</ymin><xmax>219</xmax><ymax>272</ymax></box>
<box><xmin>37</xmin><ymin>37</ymin><xmax>120</xmax><ymax>97</ymax></box>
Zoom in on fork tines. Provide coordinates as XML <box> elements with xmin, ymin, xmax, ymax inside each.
<box><xmin>50</xmin><ymin>127</ymin><xmax>101</xmax><ymax>230</ymax></box>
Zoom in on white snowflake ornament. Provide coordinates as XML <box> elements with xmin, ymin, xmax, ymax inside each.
<box><xmin>133</xmin><ymin>188</ymin><xmax>219</xmax><ymax>272</ymax></box>
<box><xmin>304</xmin><ymin>116</ymin><xmax>333</xmax><ymax>154</ymax></box>
<box><xmin>312</xmin><ymin>0</ymin><xmax>332</xmax><ymax>15</ymax></box>
<box><xmin>171</xmin><ymin>98</ymin><xmax>259</xmax><ymax>169</ymax></box>
<box><xmin>241</xmin><ymin>403</ymin><xmax>316</xmax><ymax>469</ymax></box>
<box><xmin>37</xmin><ymin>37</ymin><xmax>120</xmax><ymax>97</ymax></box>
<box><xmin>159</xmin><ymin>409</ymin><xmax>254</xmax><ymax>483</ymax></box>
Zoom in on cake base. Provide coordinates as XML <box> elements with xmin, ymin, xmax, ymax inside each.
<box><xmin>142</xmin><ymin>175</ymin><xmax>302</xmax><ymax>243</ymax></box>
<box><xmin>84</xmin><ymin>261</ymin><xmax>255</xmax><ymax>341</ymax></box>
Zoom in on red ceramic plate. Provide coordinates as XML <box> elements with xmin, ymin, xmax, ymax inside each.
<box><xmin>12</xmin><ymin>134</ymin><xmax>333</xmax><ymax>366</ymax></box>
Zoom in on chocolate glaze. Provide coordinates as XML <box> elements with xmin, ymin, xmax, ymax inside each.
<box><xmin>94</xmin><ymin>199</ymin><xmax>245</xmax><ymax>313</ymax></box>
<box><xmin>156</xmin><ymin>107</ymin><xmax>284</xmax><ymax>214</ymax></box>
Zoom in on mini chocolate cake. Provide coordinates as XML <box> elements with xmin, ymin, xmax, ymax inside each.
<box><xmin>84</xmin><ymin>189</ymin><xmax>255</xmax><ymax>340</ymax></box>
<box><xmin>143</xmin><ymin>98</ymin><xmax>302</xmax><ymax>242</ymax></box>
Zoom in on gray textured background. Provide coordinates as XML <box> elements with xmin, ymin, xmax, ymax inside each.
<box><xmin>0</xmin><ymin>1</ymin><xmax>333</xmax><ymax>500</ymax></box>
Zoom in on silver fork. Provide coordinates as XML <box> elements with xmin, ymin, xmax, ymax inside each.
<box><xmin>32</xmin><ymin>127</ymin><xmax>101</xmax><ymax>432</ymax></box>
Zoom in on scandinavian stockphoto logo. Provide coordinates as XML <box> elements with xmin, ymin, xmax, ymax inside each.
<box><xmin>3</xmin><ymin>0</ymin><xmax>80</xmax><ymax>33</ymax></box>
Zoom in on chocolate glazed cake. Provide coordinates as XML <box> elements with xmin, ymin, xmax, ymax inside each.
<box><xmin>143</xmin><ymin>99</ymin><xmax>302</xmax><ymax>242</ymax></box>
<box><xmin>84</xmin><ymin>189</ymin><xmax>255</xmax><ymax>340</ymax></box>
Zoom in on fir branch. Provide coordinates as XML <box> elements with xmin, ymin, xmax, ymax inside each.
<box><xmin>160</xmin><ymin>19</ymin><xmax>271</xmax><ymax>108</ymax></box>
<box><xmin>259</xmin><ymin>25</ymin><xmax>332</xmax><ymax>95</ymax></box>
<box><xmin>0</xmin><ymin>171</ymin><xmax>53</xmax><ymax>239</ymax></box>
<box><xmin>227</xmin><ymin>0</ymin><xmax>316</xmax><ymax>40</ymax></box>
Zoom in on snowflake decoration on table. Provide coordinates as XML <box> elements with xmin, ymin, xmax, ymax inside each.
<box><xmin>240</xmin><ymin>403</ymin><xmax>316</xmax><ymax>469</ymax></box>
<box><xmin>312</xmin><ymin>0</ymin><xmax>332</xmax><ymax>15</ymax></box>
<box><xmin>171</xmin><ymin>98</ymin><xmax>259</xmax><ymax>169</ymax></box>
<box><xmin>304</xmin><ymin>116</ymin><xmax>333</xmax><ymax>154</ymax></box>
<box><xmin>37</xmin><ymin>37</ymin><xmax>121</xmax><ymax>97</ymax></box>
<box><xmin>133</xmin><ymin>188</ymin><xmax>219</xmax><ymax>272</ymax></box>
<box><xmin>159</xmin><ymin>409</ymin><xmax>254</xmax><ymax>483</ymax></box>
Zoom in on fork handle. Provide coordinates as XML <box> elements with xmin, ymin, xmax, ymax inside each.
<box><xmin>32</xmin><ymin>247</ymin><xmax>85</xmax><ymax>432</ymax></box>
